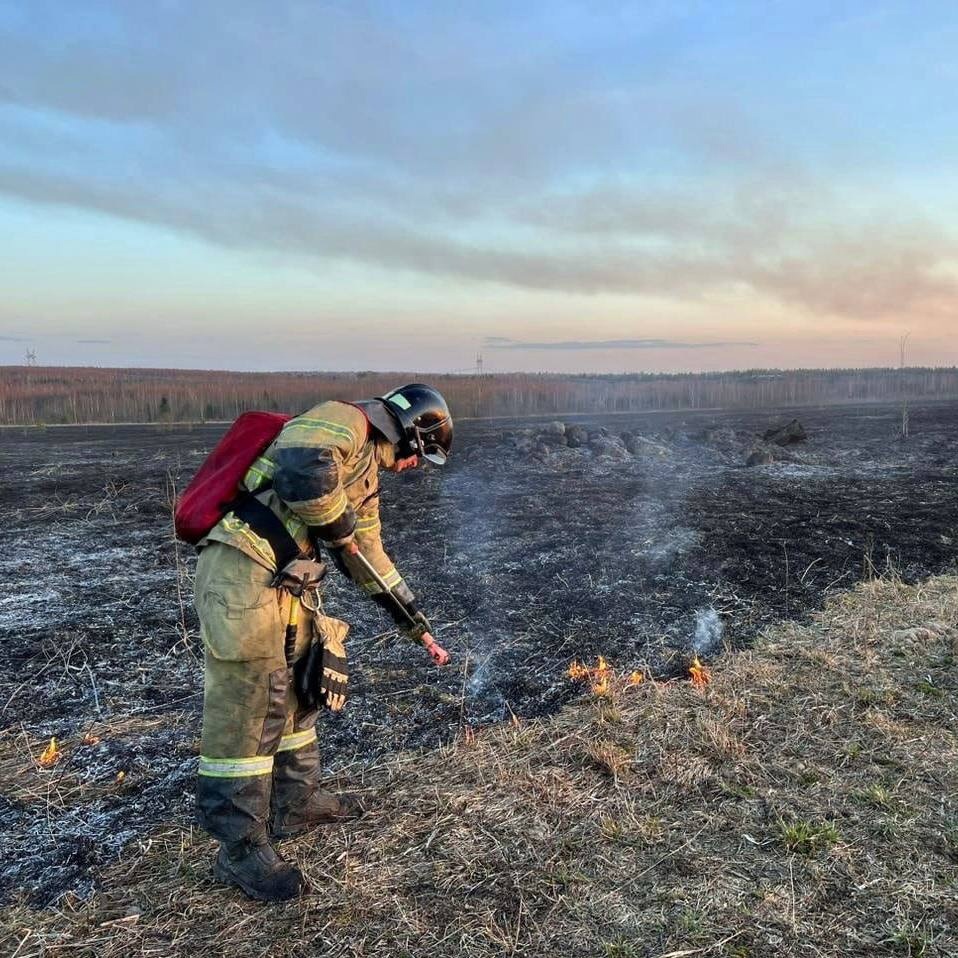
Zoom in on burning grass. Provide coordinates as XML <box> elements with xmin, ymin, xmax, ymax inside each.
<box><xmin>2</xmin><ymin>574</ymin><xmax>957</xmax><ymax>957</ymax></box>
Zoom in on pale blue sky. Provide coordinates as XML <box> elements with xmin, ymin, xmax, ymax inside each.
<box><xmin>1</xmin><ymin>1</ymin><xmax>956</xmax><ymax>371</ymax></box>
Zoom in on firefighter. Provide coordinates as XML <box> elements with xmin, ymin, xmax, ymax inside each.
<box><xmin>193</xmin><ymin>384</ymin><xmax>453</xmax><ymax>902</ymax></box>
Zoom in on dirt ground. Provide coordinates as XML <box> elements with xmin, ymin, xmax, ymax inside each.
<box><xmin>1</xmin><ymin>400</ymin><xmax>956</xmax><ymax>904</ymax></box>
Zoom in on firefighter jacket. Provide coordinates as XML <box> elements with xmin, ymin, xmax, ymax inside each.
<box><xmin>201</xmin><ymin>400</ymin><xmax>410</xmax><ymax>604</ymax></box>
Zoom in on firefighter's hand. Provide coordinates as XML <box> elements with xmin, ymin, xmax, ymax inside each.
<box><xmin>422</xmin><ymin>633</ymin><xmax>450</xmax><ymax>667</ymax></box>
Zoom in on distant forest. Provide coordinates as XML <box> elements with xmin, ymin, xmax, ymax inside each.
<box><xmin>1</xmin><ymin>365</ymin><xmax>957</xmax><ymax>425</ymax></box>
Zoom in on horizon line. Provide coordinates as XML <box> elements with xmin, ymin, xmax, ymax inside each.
<box><xmin>3</xmin><ymin>363</ymin><xmax>958</xmax><ymax>378</ymax></box>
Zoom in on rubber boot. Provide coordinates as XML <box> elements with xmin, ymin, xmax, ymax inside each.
<box><xmin>272</xmin><ymin>742</ymin><xmax>365</xmax><ymax>839</ymax></box>
<box><xmin>197</xmin><ymin>773</ymin><xmax>304</xmax><ymax>902</ymax></box>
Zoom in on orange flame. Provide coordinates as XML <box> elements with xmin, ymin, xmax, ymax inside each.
<box><xmin>38</xmin><ymin>737</ymin><xmax>62</xmax><ymax>767</ymax></box>
<box><xmin>567</xmin><ymin>656</ymin><xmax>641</xmax><ymax>696</ymax></box>
<box><xmin>567</xmin><ymin>660</ymin><xmax>590</xmax><ymax>681</ymax></box>
<box><xmin>116</xmin><ymin>771</ymin><xmax>126</xmax><ymax>784</ymax></box>
<box><xmin>689</xmin><ymin>655</ymin><xmax>711</xmax><ymax>688</ymax></box>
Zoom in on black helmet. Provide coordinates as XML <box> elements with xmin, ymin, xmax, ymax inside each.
<box><xmin>355</xmin><ymin>383</ymin><xmax>453</xmax><ymax>465</ymax></box>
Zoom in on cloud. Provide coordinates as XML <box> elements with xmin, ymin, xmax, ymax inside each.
<box><xmin>0</xmin><ymin>333</ymin><xmax>28</xmax><ymax>342</ymax></box>
<box><xmin>76</xmin><ymin>338</ymin><xmax>111</xmax><ymax>344</ymax></box>
<box><xmin>0</xmin><ymin>3</ymin><xmax>956</xmax><ymax>327</ymax></box>
<box><xmin>6</xmin><ymin>162</ymin><xmax>954</xmax><ymax>323</ymax></box>
<box><xmin>485</xmin><ymin>337</ymin><xmax>760</xmax><ymax>351</ymax></box>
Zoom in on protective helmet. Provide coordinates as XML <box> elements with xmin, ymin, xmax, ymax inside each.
<box><xmin>355</xmin><ymin>383</ymin><xmax>453</xmax><ymax>465</ymax></box>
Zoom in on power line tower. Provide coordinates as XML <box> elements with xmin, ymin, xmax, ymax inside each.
<box><xmin>476</xmin><ymin>353</ymin><xmax>484</xmax><ymax>377</ymax></box>
<box><xmin>25</xmin><ymin>349</ymin><xmax>37</xmax><ymax>367</ymax></box>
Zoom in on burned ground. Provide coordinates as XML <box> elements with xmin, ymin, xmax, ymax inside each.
<box><xmin>4</xmin><ymin>574</ymin><xmax>955</xmax><ymax>957</ymax></box>
<box><xmin>1</xmin><ymin>401</ymin><xmax>956</xmax><ymax>904</ymax></box>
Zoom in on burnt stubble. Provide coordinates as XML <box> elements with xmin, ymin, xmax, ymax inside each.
<box><xmin>1</xmin><ymin>400</ymin><xmax>956</xmax><ymax>903</ymax></box>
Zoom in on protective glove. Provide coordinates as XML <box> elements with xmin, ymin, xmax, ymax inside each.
<box><xmin>369</xmin><ymin>583</ymin><xmax>426</xmax><ymax>634</ymax></box>
<box><xmin>293</xmin><ymin>639</ymin><xmax>322</xmax><ymax>712</ymax></box>
<box><xmin>321</xmin><ymin>644</ymin><xmax>348</xmax><ymax>711</ymax></box>
<box><xmin>309</xmin><ymin>507</ymin><xmax>357</xmax><ymax>550</ymax></box>
<box><xmin>294</xmin><ymin>616</ymin><xmax>349</xmax><ymax>712</ymax></box>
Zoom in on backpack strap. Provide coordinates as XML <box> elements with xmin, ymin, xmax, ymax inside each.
<box><xmin>230</xmin><ymin>494</ymin><xmax>302</xmax><ymax>571</ymax></box>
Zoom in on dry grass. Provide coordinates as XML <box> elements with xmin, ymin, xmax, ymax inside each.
<box><xmin>3</xmin><ymin>576</ymin><xmax>956</xmax><ymax>957</ymax></box>
<box><xmin>0</xmin><ymin>716</ymin><xmax>182</xmax><ymax>808</ymax></box>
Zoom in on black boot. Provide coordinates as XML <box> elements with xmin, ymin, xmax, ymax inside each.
<box><xmin>272</xmin><ymin>742</ymin><xmax>365</xmax><ymax>839</ymax></box>
<box><xmin>197</xmin><ymin>773</ymin><xmax>304</xmax><ymax>902</ymax></box>
<box><xmin>213</xmin><ymin>836</ymin><xmax>303</xmax><ymax>903</ymax></box>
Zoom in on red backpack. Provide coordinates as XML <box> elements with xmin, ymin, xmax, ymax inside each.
<box><xmin>174</xmin><ymin>411</ymin><xmax>292</xmax><ymax>544</ymax></box>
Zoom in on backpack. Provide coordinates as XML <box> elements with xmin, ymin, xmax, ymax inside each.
<box><xmin>174</xmin><ymin>411</ymin><xmax>292</xmax><ymax>544</ymax></box>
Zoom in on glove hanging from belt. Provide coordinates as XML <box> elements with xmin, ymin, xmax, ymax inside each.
<box><xmin>319</xmin><ymin>621</ymin><xmax>348</xmax><ymax>712</ymax></box>
<box><xmin>294</xmin><ymin>616</ymin><xmax>349</xmax><ymax>713</ymax></box>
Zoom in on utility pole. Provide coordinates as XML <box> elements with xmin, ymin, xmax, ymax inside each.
<box><xmin>899</xmin><ymin>332</ymin><xmax>910</xmax><ymax>440</ymax></box>
<box><xmin>475</xmin><ymin>353</ymin><xmax>484</xmax><ymax>416</ymax></box>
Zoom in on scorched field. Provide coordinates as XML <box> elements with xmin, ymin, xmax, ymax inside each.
<box><xmin>1</xmin><ymin>400</ymin><xmax>957</xmax><ymax>905</ymax></box>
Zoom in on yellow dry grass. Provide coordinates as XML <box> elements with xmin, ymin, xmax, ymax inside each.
<box><xmin>2</xmin><ymin>575</ymin><xmax>956</xmax><ymax>957</ymax></box>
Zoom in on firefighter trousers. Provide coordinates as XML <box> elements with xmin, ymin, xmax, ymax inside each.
<box><xmin>193</xmin><ymin>541</ymin><xmax>348</xmax><ymax>846</ymax></box>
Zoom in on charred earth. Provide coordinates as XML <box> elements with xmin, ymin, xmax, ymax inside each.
<box><xmin>1</xmin><ymin>400</ymin><xmax>956</xmax><ymax>903</ymax></box>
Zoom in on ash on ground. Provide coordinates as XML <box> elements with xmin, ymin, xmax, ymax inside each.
<box><xmin>2</xmin><ymin>402</ymin><xmax>957</xmax><ymax>903</ymax></box>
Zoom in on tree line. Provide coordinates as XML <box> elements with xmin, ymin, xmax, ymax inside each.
<box><xmin>1</xmin><ymin>365</ymin><xmax>956</xmax><ymax>425</ymax></box>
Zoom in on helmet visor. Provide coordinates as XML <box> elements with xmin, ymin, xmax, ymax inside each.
<box><xmin>416</xmin><ymin>419</ymin><xmax>452</xmax><ymax>465</ymax></box>
<box><xmin>422</xmin><ymin>447</ymin><xmax>448</xmax><ymax>466</ymax></box>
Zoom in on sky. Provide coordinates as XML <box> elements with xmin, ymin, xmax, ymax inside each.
<box><xmin>1</xmin><ymin>1</ymin><xmax>956</xmax><ymax>373</ymax></box>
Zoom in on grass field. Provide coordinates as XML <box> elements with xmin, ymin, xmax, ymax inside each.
<box><xmin>3</xmin><ymin>573</ymin><xmax>955</xmax><ymax>957</ymax></box>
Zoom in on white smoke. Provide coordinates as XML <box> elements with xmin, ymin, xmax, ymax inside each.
<box><xmin>692</xmin><ymin>608</ymin><xmax>723</xmax><ymax>657</ymax></box>
<box><xmin>466</xmin><ymin>654</ymin><xmax>494</xmax><ymax>697</ymax></box>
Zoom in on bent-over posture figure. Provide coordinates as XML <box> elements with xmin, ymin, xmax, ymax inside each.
<box><xmin>193</xmin><ymin>384</ymin><xmax>452</xmax><ymax>901</ymax></box>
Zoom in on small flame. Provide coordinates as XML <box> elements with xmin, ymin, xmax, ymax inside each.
<box><xmin>567</xmin><ymin>655</ymin><xmax>633</xmax><ymax>696</ymax></box>
<box><xmin>689</xmin><ymin>655</ymin><xmax>711</xmax><ymax>688</ymax></box>
<box><xmin>567</xmin><ymin>660</ymin><xmax>590</xmax><ymax>681</ymax></box>
<box><xmin>116</xmin><ymin>771</ymin><xmax>126</xmax><ymax>783</ymax></box>
<box><xmin>38</xmin><ymin>737</ymin><xmax>61</xmax><ymax>767</ymax></box>
<box><xmin>81</xmin><ymin>733</ymin><xmax>101</xmax><ymax>746</ymax></box>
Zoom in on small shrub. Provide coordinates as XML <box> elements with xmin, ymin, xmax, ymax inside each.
<box><xmin>602</xmin><ymin>939</ymin><xmax>641</xmax><ymax>958</ymax></box>
<box><xmin>597</xmin><ymin>814</ymin><xmax>625</xmax><ymax>841</ymax></box>
<box><xmin>915</xmin><ymin>678</ymin><xmax>944</xmax><ymax>699</ymax></box>
<box><xmin>776</xmin><ymin>817</ymin><xmax>840</xmax><ymax>854</ymax></box>
<box><xmin>887</xmin><ymin>921</ymin><xmax>934</xmax><ymax>957</ymax></box>
<box><xmin>856</xmin><ymin>783</ymin><xmax>895</xmax><ymax>809</ymax></box>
